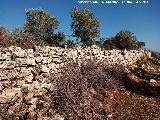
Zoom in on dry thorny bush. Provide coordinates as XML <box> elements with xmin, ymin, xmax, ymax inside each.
<box><xmin>46</xmin><ymin>59</ymin><xmax>126</xmax><ymax>120</ymax></box>
<box><xmin>0</xmin><ymin>58</ymin><xmax>126</xmax><ymax>120</ymax></box>
<box><xmin>0</xmin><ymin>26</ymin><xmax>45</xmax><ymax>49</ymax></box>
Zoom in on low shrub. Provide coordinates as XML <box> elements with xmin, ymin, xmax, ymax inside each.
<box><xmin>0</xmin><ymin>27</ymin><xmax>12</xmax><ymax>48</ymax></box>
<box><xmin>47</xmin><ymin>59</ymin><xmax>125</xmax><ymax>119</ymax></box>
<box><xmin>0</xmin><ymin>26</ymin><xmax>45</xmax><ymax>49</ymax></box>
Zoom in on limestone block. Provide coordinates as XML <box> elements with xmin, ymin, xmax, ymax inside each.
<box><xmin>51</xmin><ymin>54</ymin><xmax>60</xmax><ymax>58</ymax></box>
<box><xmin>0</xmin><ymin>53</ymin><xmax>8</xmax><ymax>61</ymax></box>
<box><xmin>69</xmin><ymin>50</ymin><xmax>78</xmax><ymax>57</ymax></box>
<box><xmin>0</xmin><ymin>83</ymin><xmax>4</xmax><ymax>91</ymax></box>
<box><xmin>42</xmin><ymin>57</ymin><xmax>52</xmax><ymax>64</ymax></box>
<box><xmin>52</xmin><ymin>58</ymin><xmax>63</xmax><ymax>64</ymax></box>
<box><xmin>35</xmin><ymin>56</ymin><xmax>43</xmax><ymax>63</ymax></box>
<box><xmin>13</xmin><ymin>80</ymin><xmax>25</xmax><ymax>87</ymax></box>
<box><xmin>2</xmin><ymin>88</ymin><xmax>21</xmax><ymax>100</ymax></box>
<box><xmin>26</xmin><ymin>49</ymin><xmax>34</xmax><ymax>58</ymax></box>
<box><xmin>0</xmin><ymin>61</ymin><xmax>16</xmax><ymax>69</ymax></box>
<box><xmin>8</xmin><ymin>46</ymin><xmax>21</xmax><ymax>52</ymax></box>
<box><xmin>31</xmin><ymin>81</ymin><xmax>40</xmax><ymax>89</ymax></box>
<box><xmin>48</xmin><ymin>63</ymin><xmax>56</xmax><ymax>70</ymax></box>
<box><xmin>24</xmin><ymin>74</ymin><xmax>34</xmax><ymax>83</ymax></box>
<box><xmin>0</xmin><ymin>95</ymin><xmax>8</xmax><ymax>103</ymax></box>
<box><xmin>18</xmin><ymin>68</ymin><xmax>32</xmax><ymax>78</ymax></box>
<box><xmin>90</xmin><ymin>50</ymin><xmax>95</xmax><ymax>55</ymax></box>
<box><xmin>41</xmin><ymin>65</ymin><xmax>50</xmax><ymax>73</ymax></box>
<box><xmin>49</xmin><ymin>50</ymin><xmax>56</xmax><ymax>56</ymax></box>
<box><xmin>53</xmin><ymin>114</ymin><xmax>64</xmax><ymax>120</ymax></box>
<box><xmin>0</xmin><ymin>69</ymin><xmax>19</xmax><ymax>80</ymax></box>
<box><xmin>16</xmin><ymin>58</ymin><xmax>36</xmax><ymax>66</ymax></box>
<box><xmin>25</xmin><ymin>58</ymin><xmax>36</xmax><ymax>66</ymax></box>
<box><xmin>41</xmin><ymin>83</ymin><xmax>53</xmax><ymax>91</ymax></box>
<box><xmin>150</xmin><ymin>79</ymin><xmax>157</xmax><ymax>83</ymax></box>
<box><xmin>13</xmin><ymin>50</ymin><xmax>27</xmax><ymax>58</ymax></box>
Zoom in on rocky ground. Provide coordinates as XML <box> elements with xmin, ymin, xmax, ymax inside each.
<box><xmin>112</xmin><ymin>56</ymin><xmax>160</xmax><ymax>120</ymax></box>
<box><xmin>127</xmin><ymin>57</ymin><xmax>160</xmax><ymax>87</ymax></box>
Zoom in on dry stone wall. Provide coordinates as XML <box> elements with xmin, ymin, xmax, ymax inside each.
<box><xmin>0</xmin><ymin>45</ymin><xmax>151</xmax><ymax>119</ymax></box>
<box><xmin>0</xmin><ymin>45</ymin><xmax>151</xmax><ymax>81</ymax></box>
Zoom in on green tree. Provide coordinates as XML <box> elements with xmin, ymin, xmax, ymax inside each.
<box><xmin>114</xmin><ymin>30</ymin><xmax>136</xmax><ymax>50</ymax></box>
<box><xmin>24</xmin><ymin>8</ymin><xmax>59</xmax><ymax>44</ymax></box>
<box><xmin>103</xmin><ymin>37</ymin><xmax>116</xmax><ymax>50</ymax></box>
<box><xmin>135</xmin><ymin>41</ymin><xmax>145</xmax><ymax>49</ymax></box>
<box><xmin>103</xmin><ymin>30</ymin><xmax>145</xmax><ymax>50</ymax></box>
<box><xmin>51</xmin><ymin>32</ymin><xmax>65</xmax><ymax>47</ymax></box>
<box><xmin>71</xmin><ymin>8</ymin><xmax>100</xmax><ymax>47</ymax></box>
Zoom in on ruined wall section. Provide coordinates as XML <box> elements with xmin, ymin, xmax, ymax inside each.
<box><xmin>0</xmin><ymin>45</ymin><xmax>150</xmax><ymax>82</ymax></box>
<box><xmin>0</xmin><ymin>45</ymin><xmax>151</xmax><ymax>117</ymax></box>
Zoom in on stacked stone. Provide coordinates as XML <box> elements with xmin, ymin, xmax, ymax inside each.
<box><xmin>0</xmin><ymin>45</ymin><xmax>150</xmax><ymax>119</ymax></box>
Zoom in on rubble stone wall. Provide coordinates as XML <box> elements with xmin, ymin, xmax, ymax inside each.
<box><xmin>0</xmin><ymin>45</ymin><xmax>151</xmax><ymax>119</ymax></box>
<box><xmin>0</xmin><ymin>45</ymin><xmax>151</xmax><ymax>81</ymax></box>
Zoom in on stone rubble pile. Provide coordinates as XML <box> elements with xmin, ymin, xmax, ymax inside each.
<box><xmin>127</xmin><ymin>56</ymin><xmax>160</xmax><ymax>86</ymax></box>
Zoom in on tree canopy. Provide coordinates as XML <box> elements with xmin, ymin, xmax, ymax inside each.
<box><xmin>103</xmin><ymin>30</ymin><xmax>145</xmax><ymax>50</ymax></box>
<box><xmin>71</xmin><ymin>8</ymin><xmax>100</xmax><ymax>47</ymax></box>
<box><xmin>24</xmin><ymin>8</ymin><xmax>59</xmax><ymax>44</ymax></box>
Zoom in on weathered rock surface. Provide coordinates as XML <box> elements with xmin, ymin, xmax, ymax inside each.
<box><xmin>126</xmin><ymin>57</ymin><xmax>160</xmax><ymax>86</ymax></box>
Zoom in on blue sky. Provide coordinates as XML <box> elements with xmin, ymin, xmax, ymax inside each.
<box><xmin>0</xmin><ymin>0</ymin><xmax>159</xmax><ymax>51</ymax></box>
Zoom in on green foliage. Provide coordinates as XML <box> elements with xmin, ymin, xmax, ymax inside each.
<box><xmin>24</xmin><ymin>8</ymin><xmax>59</xmax><ymax>44</ymax></box>
<box><xmin>50</xmin><ymin>32</ymin><xmax>66</xmax><ymax>47</ymax></box>
<box><xmin>71</xmin><ymin>8</ymin><xmax>100</xmax><ymax>47</ymax></box>
<box><xmin>103</xmin><ymin>30</ymin><xmax>145</xmax><ymax>50</ymax></box>
<box><xmin>65</xmin><ymin>39</ymin><xmax>76</xmax><ymax>48</ymax></box>
<box><xmin>103</xmin><ymin>37</ymin><xmax>117</xmax><ymax>50</ymax></box>
<box><xmin>114</xmin><ymin>30</ymin><xmax>136</xmax><ymax>50</ymax></box>
<box><xmin>134</xmin><ymin>41</ymin><xmax>145</xmax><ymax>49</ymax></box>
<box><xmin>93</xmin><ymin>38</ymin><xmax>105</xmax><ymax>48</ymax></box>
